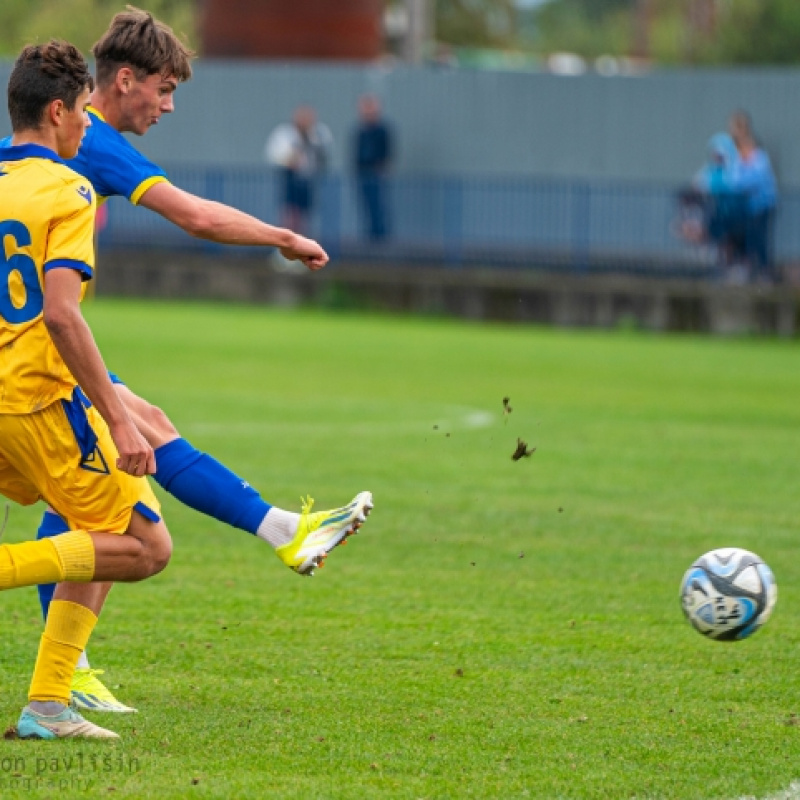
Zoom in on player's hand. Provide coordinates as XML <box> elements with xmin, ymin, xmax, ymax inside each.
<box><xmin>279</xmin><ymin>235</ymin><xmax>329</xmax><ymax>271</ymax></box>
<box><xmin>109</xmin><ymin>421</ymin><xmax>156</xmax><ymax>477</ymax></box>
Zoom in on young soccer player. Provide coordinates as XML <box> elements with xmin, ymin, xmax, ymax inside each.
<box><xmin>0</xmin><ymin>40</ymin><xmax>176</xmax><ymax>739</ymax></box>
<box><xmin>1</xmin><ymin>7</ymin><xmax>374</xmax><ymax>714</ymax></box>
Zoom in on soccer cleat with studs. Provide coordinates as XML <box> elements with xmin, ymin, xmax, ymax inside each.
<box><xmin>16</xmin><ymin>705</ymin><xmax>119</xmax><ymax>740</ymax></box>
<box><xmin>71</xmin><ymin>668</ymin><xmax>138</xmax><ymax>713</ymax></box>
<box><xmin>276</xmin><ymin>491</ymin><xmax>373</xmax><ymax>576</ymax></box>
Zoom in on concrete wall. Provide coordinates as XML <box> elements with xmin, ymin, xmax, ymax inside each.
<box><xmin>3</xmin><ymin>60</ymin><xmax>800</xmax><ymax>186</ymax></box>
<box><xmin>96</xmin><ymin>249</ymin><xmax>800</xmax><ymax>337</ymax></box>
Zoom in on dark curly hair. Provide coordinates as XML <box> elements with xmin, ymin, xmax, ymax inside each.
<box><xmin>92</xmin><ymin>5</ymin><xmax>194</xmax><ymax>88</ymax></box>
<box><xmin>8</xmin><ymin>40</ymin><xmax>93</xmax><ymax>132</ymax></box>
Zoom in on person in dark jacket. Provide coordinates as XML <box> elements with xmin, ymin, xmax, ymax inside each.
<box><xmin>353</xmin><ymin>94</ymin><xmax>394</xmax><ymax>241</ymax></box>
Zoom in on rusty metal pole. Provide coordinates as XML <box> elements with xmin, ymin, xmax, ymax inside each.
<box><xmin>402</xmin><ymin>0</ymin><xmax>435</xmax><ymax>63</ymax></box>
<box><xmin>684</xmin><ymin>0</ymin><xmax>717</xmax><ymax>63</ymax></box>
<box><xmin>632</xmin><ymin>0</ymin><xmax>654</xmax><ymax>61</ymax></box>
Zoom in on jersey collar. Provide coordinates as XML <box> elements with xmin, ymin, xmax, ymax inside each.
<box><xmin>87</xmin><ymin>105</ymin><xmax>106</xmax><ymax>122</ymax></box>
<box><xmin>0</xmin><ymin>143</ymin><xmax>65</xmax><ymax>164</ymax></box>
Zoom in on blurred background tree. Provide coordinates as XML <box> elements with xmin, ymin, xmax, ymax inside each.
<box><xmin>530</xmin><ymin>0</ymin><xmax>634</xmax><ymax>60</ymax></box>
<box><xmin>703</xmin><ymin>0</ymin><xmax>800</xmax><ymax>64</ymax></box>
<box><xmin>435</xmin><ymin>0</ymin><xmax>520</xmax><ymax>49</ymax></box>
<box><xmin>3</xmin><ymin>0</ymin><xmax>800</xmax><ymax>66</ymax></box>
<box><xmin>532</xmin><ymin>0</ymin><xmax>800</xmax><ymax>66</ymax></box>
<box><xmin>429</xmin><ymin>0</ymin><xmax>800</xmax><ymax>67</ymax></box>
<box><xmin>0</xmin><ymin>0</ymin><xmax>195</xmax><ymax>58</ymax></box>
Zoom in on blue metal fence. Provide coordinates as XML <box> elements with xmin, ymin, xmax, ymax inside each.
<box><xmin>99</xmin><ymin>167</ymin><xmax>795</xmax><ymax>278</ymax></box>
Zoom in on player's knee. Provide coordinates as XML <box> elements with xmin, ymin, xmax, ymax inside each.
<box><xmin>125</xmin><ymin>525</ymin><xmax>173</xmax><ymax>580</ymax></box>
<box><xmin>142</xmin><ymin>532</ymin><xmax>173</xmax><ymax>577</ymax></box>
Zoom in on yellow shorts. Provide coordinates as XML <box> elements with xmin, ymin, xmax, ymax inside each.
<box><xmin>0</xmin><ymin>390</ymin><xmax>160</xmax><ymax>534</ymax></box>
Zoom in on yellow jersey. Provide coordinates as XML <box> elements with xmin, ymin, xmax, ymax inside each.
<box><xmin>0</xmin><ymin>143</ymin><xmax>96</xmax><ymax>414</ymax></box>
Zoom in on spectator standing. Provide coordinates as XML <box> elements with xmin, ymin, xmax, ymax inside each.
<box><xmin>353</xmin><ymin>94</ymin><xmax>394</xmax><ymax>241</ymax></box>
<box><xmin>265</xmin><ymin>106</ymin><xmax>333</xmax><ymax>236</ymax></box>
<box><xmin>688</xmin><ymin>132</ymin><xmax>746</xmax><ymax>274</ymax></box>
<box><xmin>729</xmin><ymin>110</ymin><xmax>778</xmax><ymax>283</ymax></box>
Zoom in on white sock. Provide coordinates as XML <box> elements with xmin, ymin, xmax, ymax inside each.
<box><xmin>256</xmin><ymin>508</ymin><xmax>300</xmax><ymax>548</ymax></box>
<box><xmin>29</xmin><ymin>701</ymin><xmax>68</xmax><ymax>716</ymax></box>
<box><xmin>76</xmin><ymin>651</ymin><xmax>90</xmax><ymax>670</ymax></box>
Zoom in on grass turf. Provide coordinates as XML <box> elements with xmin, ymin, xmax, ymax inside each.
<box><xmin>1</xmin><ymin>299</ymin><xmax>799</xmax><ymax>799</ymax></box>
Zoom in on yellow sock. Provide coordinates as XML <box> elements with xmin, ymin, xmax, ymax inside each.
<box><xmin>0</xmin><ymin>530</ymin><xmax>94</xmax><ymax>590</ymax></box>
<box><xmin>29</xmin><ymin>600</ymin><xmax>98</xmax><ymax>704</ymax></box>
<box><xmin>50</xmin><ymin>531</ymin><xmax>95</xmax><ymax>582</ymax></box>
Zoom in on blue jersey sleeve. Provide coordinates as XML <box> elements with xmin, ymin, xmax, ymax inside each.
<box><xmin>65</xmin><ymin>113</ymin><xmax>168</xmax><ymax>204</ymax></box>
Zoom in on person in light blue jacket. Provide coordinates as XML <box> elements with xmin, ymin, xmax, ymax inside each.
<box><xmin>729</xmin><ymin>111</ymin><xmax>778</xmax><ymax>282</ymax></box>
<box><xmin>693</xmin><ymin>132</ymin><xmax>747</xmax><ymax>270</ymax></box>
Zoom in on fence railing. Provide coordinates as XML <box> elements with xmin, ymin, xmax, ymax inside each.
<box><xmin>99</xmin><ymin>167</ymin><xmax>797</xmax><ymax>279</ymax></box>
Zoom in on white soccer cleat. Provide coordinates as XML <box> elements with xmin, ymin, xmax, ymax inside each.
<box><xmin>16</xmin><ymin>705</ymin><xmax>119</xmax><ymax>739</ymax></box>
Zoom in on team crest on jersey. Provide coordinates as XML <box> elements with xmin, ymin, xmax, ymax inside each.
<box><xmin>80</xmin><ymin>444</ymin><xmax>110</xmax><ymax>475</ymax></box>
<box><xmin>76</xmin><ymin>184</ymin><xmax>92</xmax><ymax>204</ymax></box>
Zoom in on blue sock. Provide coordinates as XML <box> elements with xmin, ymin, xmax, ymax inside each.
<box><xmin>36</xmin><ymin>510</ymin><xmax>70</xmax><ymax>621</ymax></box>
<box><xmin>153</xmin><ymin>438</ymin><xmax>271</xmax><ymax>535</ymax></box>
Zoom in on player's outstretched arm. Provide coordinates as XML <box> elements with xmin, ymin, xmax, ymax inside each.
<box><xmin>43</xmin><ymin>269</ymin><xmax>155</xmax><ymax>477</ymax></box>
<box><xmin>138</xmin><ymin>181</ymin><xmax>329</xmax><ymax>270</ymax></box>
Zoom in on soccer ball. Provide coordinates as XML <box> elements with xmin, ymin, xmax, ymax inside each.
<box><xmin>680</xmin><ymin>548</ymin><xmax>777</xmax><ymax>641</ymax></box>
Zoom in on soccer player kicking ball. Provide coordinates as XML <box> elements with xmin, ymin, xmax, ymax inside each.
<box><xmin>0</xmin><ymin>8</ymin><xmax>374</xmax><ymax>713</ymax></box>
<box><xmin>0</xmin><ymin>41</ymin><xmax>174</xmax><ymax>740</ymax></box>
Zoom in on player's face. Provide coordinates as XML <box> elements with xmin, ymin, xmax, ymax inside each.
<box><xmin>57</xmin><ymin>87</ymin><xmax>92</xmax><ymax>159</ymax></box>
<box><xmin>124</xmin><ymin>72</ymin><xmax>178</xmax><ymax>135</ymax></box>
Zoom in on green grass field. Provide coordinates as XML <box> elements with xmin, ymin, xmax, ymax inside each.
<box><xmin>1</xmin><ymin>299</ymin><xmax>800</xmax><ymax>799</ymax></box>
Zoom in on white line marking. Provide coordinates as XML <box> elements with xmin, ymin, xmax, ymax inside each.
<box><xmin>737</xmin><ymin>782</ymin><xmax>800</xmax><ymax>800</ymax></box>
<box><xmin>463</xmin><ymin>411</ymin><xmax>494</xmax><ymax>429</ymax></box>
<box><xmin>182</xmin><ymin>406</ymin><xmax>496</xmax><ymax>437</ymax></box>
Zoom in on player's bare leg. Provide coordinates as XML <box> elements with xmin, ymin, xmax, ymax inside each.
<box><xmin>11</xmin><ymin>513</ymin><xmax>171</xmax><ymax>739</ymax></box>
<box><xmin>114</xmin><ymin>383</ymin><xmax>178</xmax><ymax>448</ymax></box>
<box><xmin>111</xmin><ymin>382</ymin><xmax>373</xmax><ymax>575</ymax></box>
<box><xmin>2</xmin><ymin>512</ymin><xmax>173</xmax><ymax>591</ymax></box>
<box><xmin>35</xmin><ymin>383</ymin><xmax>375</xmax><ymax>711</ymax></box>
<box><xmin>46</xmin><ymin>579</ymin><xmax>138</xmax><ymax>712</ymax></box>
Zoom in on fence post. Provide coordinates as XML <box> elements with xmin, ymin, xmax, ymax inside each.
<box><xmin>203</xmin><ymin>168</ymin><xmax>226</xmax><ymax>255</ymax></box>
<box><xmin>571</xmin><ymin>180</ymin><xmax>591</xmax><ymax>274</ymax></box>
<box><xmin>319</xmin><ymin>173</ymin><xmax>342</xmax><ymax>261</ymax></box>
<box><xmin>444</xmin><ymin>176</ymin><xmax>464</xmax><ymax>268</ymax></box>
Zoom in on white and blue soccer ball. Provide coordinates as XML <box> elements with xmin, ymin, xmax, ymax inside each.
<box><xmin>680</xmin><ymin>548</ymin><xmax>777</xmax><ymax>641</ymax></box>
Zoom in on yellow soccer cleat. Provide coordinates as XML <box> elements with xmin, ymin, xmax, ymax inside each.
<box><xmin>71</xmin><ymin>668</ymin><xmax>138</xmax><ymax>713</ymax></box>
<box><xmin>276</xmin><ymin>491</ymin><xmax>373</xmax><ymax>576</ymax></box>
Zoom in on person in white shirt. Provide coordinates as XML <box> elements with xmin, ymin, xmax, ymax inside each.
<box><xmin>265</xmin><ymin>106</ymin><xmax>333</xmax><ymax>235</ymax></box>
